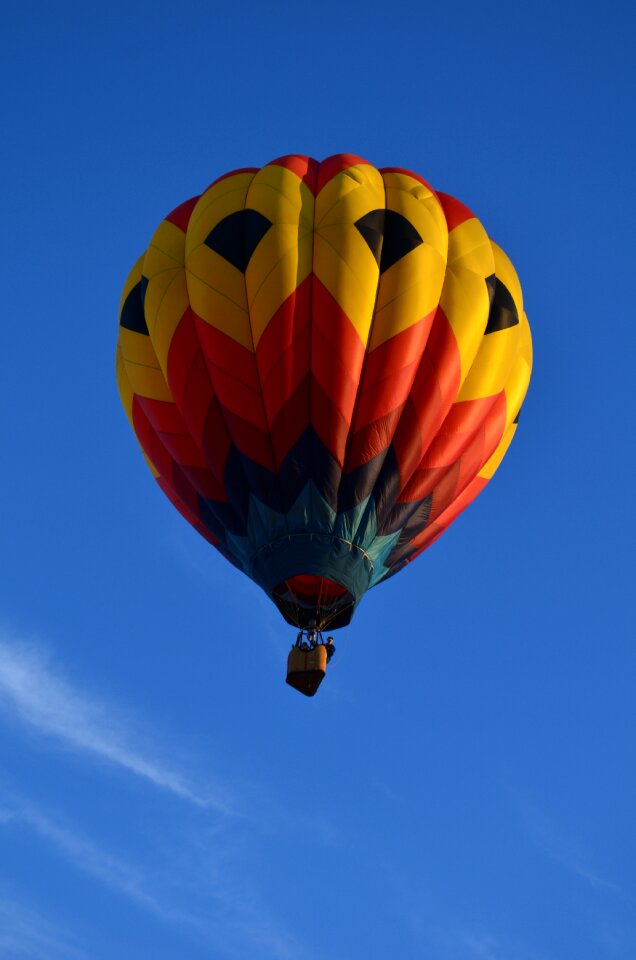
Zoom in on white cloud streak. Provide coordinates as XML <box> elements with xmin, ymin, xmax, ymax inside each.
<box><xmin>459</xmin><ymin>931</ymin><xmax>510</xmax><ymax>960</ymax></box>
<box><xmin>459</xmin><ymin>932</ymin><xmax>502</xmax><ymax>960</ymax></box>
<box><xmin>0</xmin><ymin>635</ymin><xmax>231</xmax><ymax>811</ymax></box>
<box><xmin>0</xmin><ymin>794</ymin><xmax>302</xmax><ymax>960</ymax></box>
<box><xmin>457</xmin><ymin>929</ymin><xmax>548</xmax><ymax>960</ymax></box>
<box><xmin>513</xmin><ymin>791</ymin><xmax>635</xmax><ymax>903</ymax></box>
<box><xmin>0</xmin><ymin>634</ymin><xmax>311</xmax><ymax>958</ymax></box>
<box><xmin>0</xmin><ymin>896</ymin><xmax>88</xmax><ymax>960</ymax></box>
<box><xmin>6</xmin><ymin>798</ymin><xmax>187</xmax><ymax>922</ymax></box>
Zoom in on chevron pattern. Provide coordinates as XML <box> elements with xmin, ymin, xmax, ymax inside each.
<box><xmin>116</xmin><ymin>155</ymin><xmax>532</xmax><ymax>629</ymax></box>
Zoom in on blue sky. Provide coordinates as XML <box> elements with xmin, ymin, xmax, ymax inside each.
<box><xmin>1</xmin><ymin>1</ymin><xmax>635</xmax><ymax>958</ymax></box>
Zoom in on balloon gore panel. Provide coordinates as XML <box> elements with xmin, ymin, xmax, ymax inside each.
<box><xmin>116</xmin><ymin>155</ymin><xmax>532</xmax><ymax>629</ymax></box>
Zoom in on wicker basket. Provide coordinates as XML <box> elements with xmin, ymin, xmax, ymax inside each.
<box><xmin>286</xmin><ymin>644</ymin><xmax>328</xmax><ymax>696</ymax></box>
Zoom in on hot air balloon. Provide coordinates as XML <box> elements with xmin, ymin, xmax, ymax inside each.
<box><xmin>116</xmin><ymin>154</ymin><xmax>532</xmax><ymax>695</ymax></box>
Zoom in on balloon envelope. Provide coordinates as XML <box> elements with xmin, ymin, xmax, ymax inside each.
<box><xmin>116</xmin><ymin>154</ymin><xmax>532</xmax><ymax>629</ymax></box>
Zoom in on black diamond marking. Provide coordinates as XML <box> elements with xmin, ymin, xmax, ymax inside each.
<box><xmin>485</xmin><ymin>276</ymin><xmax>519</xmax><ymax>334</ymax></box>
<box><xmin>513</xmin><ymin>410</ymin><xmax>520</xmax><ymax>424</ymax></box>
<box><xmin>204</xmin><ymin>209</ymin><xmax>273</xmax><ymax>272</ymax></box>
<box><xmin>119</xmin><ymin>281</ymin><xmax>148</xmax><ymax>334</ymax></box>
<box><xmin>355</xmin><ymin>209</ymin><xmax>424</xmax><ymax>273</ymax></box>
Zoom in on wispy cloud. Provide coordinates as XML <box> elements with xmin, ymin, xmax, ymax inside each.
<box><xmin>456</xmin><ymin>929</ymin><xmax>547</xmax><ymax>960</ymax></box>
<box><xmin>459</xmin><ymin>932</ymin><xmax>502</xmax><ymax>960</ymax></box>
<box><xmin>0</xmin><ymin>793</ymin><xmax>302</xmax><ymax>960</ymax></box>
<box><xmin>407</xmin><ymin>909</ymin><xmax>544</xmax><ymax>960</ymax></box>
<box><xmin>0</xmin><ymin>634</ymin><xmax>231</xmax><ymax>811</ymax></box>
<box><xmin>372</xmin><ymin>778</ymin><xmax>402</xmax><ymax>803</ymax></box>
<box><xmin>0</xmin><ymin>896</ymin><xmax>87</xmax><ymax>960</ymax></box>
<box><xmin>0</xmin><ymin>634</ymin><xmax>315</xmax><ymax>958</ymax></box>
<box><xmin>513</xmin><ymin>790</ymin><xmax>634</xmax><ymax>903</ymax></box>
<box><xmin>2</xmin><ymin>796</ymin><xmax>189</xmax><ymax>922</ymax></box>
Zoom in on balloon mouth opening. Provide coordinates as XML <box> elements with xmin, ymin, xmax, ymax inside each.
<box><xmin>272</xmin><ymin>574</ymin><xmax>355</xmax><ymax>630</ymax></box>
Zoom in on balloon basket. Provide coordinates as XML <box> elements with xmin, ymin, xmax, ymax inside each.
<box><xmin>286</xmin><ymin>644</ymin><xmax>328</xmax><ymax>697</ymax></box>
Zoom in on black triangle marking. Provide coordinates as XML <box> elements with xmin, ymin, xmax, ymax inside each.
<box><xmin>119</xmin><ymin>280</ymin><xmax>148</xmax><ymax>335</ymax></box>
<box><xmin>381</xmin><ymin>209</ymin><xmax>424</xmax><ymax>272</ymax></box>
<box><xmin>485</xmin><ymin>273</ymin><xmax>497</xmax><ymax>307</ymax></box>
<box><xmin>485</xmin><ymin>275</ymin><xmax>519</xmax><ymax>334</ymax></box>
<box><xmin>355</xmin><ymin>209</ymin><xmax>424</xmax><ymax>274</ymax></box>
<box><xmin>204</xmin><ymin>209</ymin><xmax>273</xmax><ymax>272</ymax></box>
<box><xmin>355</xmin><ymin>209</ymin><xmax>385</xmax><ymax>266</ymax></box>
